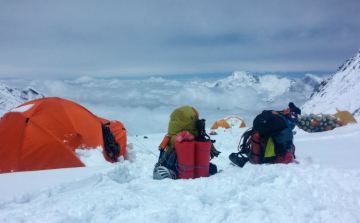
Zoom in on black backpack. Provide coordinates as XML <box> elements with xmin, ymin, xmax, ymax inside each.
<box><xmin>253</xmin><ymin>110</ymin><xmax>296</xmax><ymax>157</ymax></box>
<box><xmin>101</xmin><ymin>123</ymin><xmax>120</xmax><ymax>161</ymax></box>
<box><xmin>230</xmin><ymin>110</ymin><xmax>296</xmax><ymax>167</ymax></box>
<box><xmin>253</xmin><ymin>110</ymin><xmax>289</xmax><ymax>137</ymax></box>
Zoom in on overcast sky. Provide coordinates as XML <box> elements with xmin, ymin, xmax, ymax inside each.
<box><xmin>1</xmin><ymin>0</ymin><xmax>360</xmax><ymax>79</ymax></box>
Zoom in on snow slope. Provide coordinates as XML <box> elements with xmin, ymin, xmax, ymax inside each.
<box><xmin>1</xmin><ymin>123</ymin><xmax>360</xmax><ymax>223</ymax></box>
<box><xmin>302</xmin><ymin>49</ymin><xmax>360</xmax><ymax>115</ymax></box>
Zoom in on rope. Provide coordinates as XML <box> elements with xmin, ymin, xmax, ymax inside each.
<box><xmin>161</xmin><ymin>150</ymin><xmax>210</xmax><ymax>174</ymax></box>
<box><xmin>126</xmin><ymin>130</ymin><xmax>158</xmax><ymax>157</ymax></box>
<box><xmin>176</xmin><ymin>164</ymin><xmax>210</xmax><ymax>173</ymax></box>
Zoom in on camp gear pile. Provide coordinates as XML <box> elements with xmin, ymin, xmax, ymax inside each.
<box><xmin>297</xmin><ymin>109</ymin><xmax>357</xmax><ymax>133</ymax></box>
<box><xmin>297</xmin><ymin>114</ymin><xmax>342</xmax><ymax>132</ymax></box>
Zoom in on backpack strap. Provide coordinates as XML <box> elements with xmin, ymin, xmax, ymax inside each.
<box><xmin>237</xmin><ymin>127</ymin><xmax>253</xmax><ymax>153</ymax></box>
<box><xmin>191</xmin><ymin>107</ymin><xmax>199</xmax><ymax>120</ymax></box>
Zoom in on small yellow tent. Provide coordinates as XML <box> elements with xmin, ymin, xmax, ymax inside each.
<box><xmin>210</xmin><ymin>115</ymin><xmax>246</xmax><ymax>130</ymax></box>
<box><xmin>211</xmin><ymin>119</ymin><xmax>231</xmax><ymax>129</ymax></box>
<box><xmin>334</xmin><ymin>108</ymin><xmax>357</xmax><ymax>125</ymax></box>
<box><xmin>225</xmin><ymin>116</ymin><xmax>247</xmax><ymax>128</ymax></box>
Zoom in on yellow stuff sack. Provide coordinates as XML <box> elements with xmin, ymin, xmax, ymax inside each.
<box><xmin>264</xmin><ymin>137</ymin><xmax>276</xmax><ymax>158</ymax></box>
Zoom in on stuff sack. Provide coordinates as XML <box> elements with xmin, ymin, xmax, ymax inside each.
<box><xmin>175</xmin><ymin>140</ymin><xmax>196</xmax><ymax>179</ymax></box>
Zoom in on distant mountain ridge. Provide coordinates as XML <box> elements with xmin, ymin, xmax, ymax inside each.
<box><xmin>0</xmin><ymin>82</ymin><xmax>45</xmax><ymax>117</ymax></box>
<box><xmin>213</xmin><ymin>71</ymin><xmax>260</xmax><ymax>88</ymax></box>
<box><xmin>204</xmin><ymin>71</ymin><xmax>323</xmax><ymax>101</ymax></box>
<box><xmin>302</xmin><ymin>48</ymin><xmax>360</xmax><ymax>115</ymax></box>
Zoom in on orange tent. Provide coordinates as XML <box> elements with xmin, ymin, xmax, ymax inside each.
<box><xmin>0</xmin><ymin>97</ymin><xmax>126</xmax><ymax>174</ymax></box>
<box><xmin>334</xmin><ymin>108</ymin><xmax>357</xmax><ymax>125</ymax></box>
<box><xmin>224</xmin><ymin>116</ymin><xmax>246</xmax><ymax>128</ymax></box>
<box><xmin>210</xmin><ymin>115</ymin><xmax>246</xmax><ymax>130</ymax></box>
<box><xmin>210</xmin><ymin>119</ymin><xmax>231</xmax><ymax>129</ymax></box>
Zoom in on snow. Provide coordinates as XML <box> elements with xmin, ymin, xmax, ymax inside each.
<box><xmin>9</xmin><ymin>103</ymin><xmax>34</xmax><ymax>113</ymax></box>
<box><xmin>258</xmin><ymin>74</ymin><xmax>292</xmax><ymax>97</ymax></box>
<box><xmin>75</xmin><ymin>146</ymin><xmax>113</xmax><ymax>167</ymax></box>
<box><xmin>1</xmin><ymin>123</ymin><xmax>360</xmax><ymax>222</ymax></box>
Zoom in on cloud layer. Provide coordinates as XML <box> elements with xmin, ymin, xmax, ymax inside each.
<box><xmin>2</xmin><ymin>75</ymin><xmax>309</xmax><ymax>135</ymax></box>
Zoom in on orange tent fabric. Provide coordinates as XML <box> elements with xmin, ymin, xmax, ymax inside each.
<box><xmin>334</xmin><ymin>108</ymin><xmax>358</xmax><ymax>125</ymax></box>
<box><xmin>0</xmin><ymin>97</ymin><xmax>126</xmax><ymax>174</ymax></box>
<box><xmin>225</xmin><ymin>116</ymin><xmax>246</xmax><ymax>128</ymax></box>
<box><xmin>211</xmin><ymin>116</ymin><xmax>246</xmax><ymax>130</ymax></box>
<box><xmin>210</xmin><ymin>119</ymin><xmax>231</xmax><ymax>129</ymax></box>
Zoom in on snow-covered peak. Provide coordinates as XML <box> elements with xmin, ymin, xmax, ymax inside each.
<box><xmin>302</xmin><ymin>48</ymin><xmax>360</xmax><ymax>115</ymax></box>
<box><xmin>207</xmin><ymin>71</ymin><xmax>321</xmax><ymax>103</ymax></box>
<box><xmin>0</xmin><ymin>82</ymin><xmax>45</xmax><ymax>117</ymax></box>
<box><xmin>214</xmin><ymin>71</ymin><xmax>260</xmax><ymax>88</ymax></box>
<box><xmin>257</xmin><ymin>75</ymin><xmax>293</xmax><ymax>96</ymax></box>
